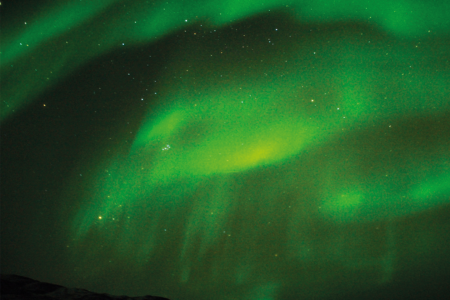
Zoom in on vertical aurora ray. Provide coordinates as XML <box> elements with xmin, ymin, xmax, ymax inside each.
<box><xmin>67</xmin><ymin>11</ymin><xmax>450</xmax><ymax>296</ymax></box>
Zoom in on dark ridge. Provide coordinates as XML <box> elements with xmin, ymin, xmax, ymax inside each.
<box><xmin>0</xmin><ymin>274</ymin><xmax>170</xmax><ymax>300</ymax></box>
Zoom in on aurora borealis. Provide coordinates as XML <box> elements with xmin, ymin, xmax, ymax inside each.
<box><xmin>1</xmin><ymin>1</ymin><xmax>450</xmax><ymax>300</ymax></box>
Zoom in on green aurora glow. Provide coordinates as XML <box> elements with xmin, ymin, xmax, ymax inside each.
<box><xmin>2</xmin><ymin>0</ymin><xmax>450</xmax><ymax>120</ymax></box>
<box><xmin>2</xmin><ymin>1</ymin><xmax>450</xmax><ymax>300</ymax></box>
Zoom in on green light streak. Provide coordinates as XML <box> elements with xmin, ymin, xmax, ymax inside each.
<box><xmin>2</xmin><ymin>0</ymin><xmax>449</xmax><ymax>121</ymax></box>
<box><xmin>2</xmin><ymin>0</ymin><xmax>117</xmax><ymax>66</ymax></box>
<box><xmin>411</xmin><ymin>172</ymin><xmax>450</xmax><ymax>206</ymax></box>
<box><xmin>67</xmin><ymin>24</ymin><xmax>450</xmax><ymax>285</ymax></box>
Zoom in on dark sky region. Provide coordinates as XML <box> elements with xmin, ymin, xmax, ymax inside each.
<box><xmin>1</xmin><ymin>1</ymin><xmax>450</xmax><ymax>300</ymax></box>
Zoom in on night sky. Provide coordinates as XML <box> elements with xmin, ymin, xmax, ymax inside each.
<box><xmin>1</xmin><ymin>1</ymin><xmax>450</xmax><ymax>300</ymax></box>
